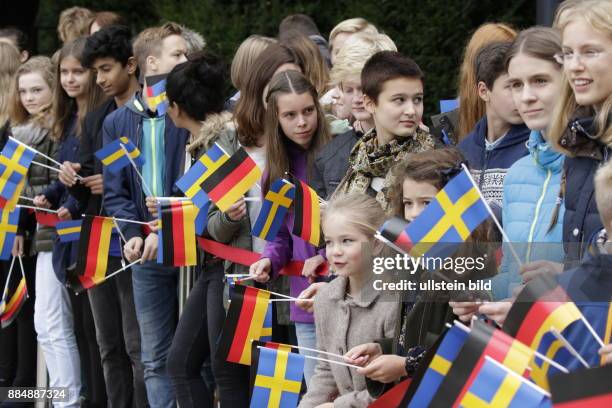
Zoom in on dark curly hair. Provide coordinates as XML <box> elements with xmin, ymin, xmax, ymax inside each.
<box><xmin>166</xmin><ymin>51</ymin><xmax>226</xmax><ymax>121</ymax></box>
<box><xmin>81</xmin><ymin>24</ymin><xmax>133</xmax><ymax>68</ymax></box>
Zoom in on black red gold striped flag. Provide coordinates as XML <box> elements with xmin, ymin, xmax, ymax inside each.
<box><xmin>0</xmin><ymin>261</ymin><xmax>27</xmax><ymax>329</ymax></box>
<box><xmin>550</xmin><ymin>363</ymin><xmax>612</xmax><ymax>407</ymax></box>
<box><xmin>217</xmin><ymin>285</ymin><xmax>272</xmax><ymax>365</ymax></box>
<box><xmin>157</xmin><ymin>201</ymin><xmax>197</xmax><ymax>266</ymax></box>
<box><xmin>69</xmin><ymin>216</ymin><xmax>115</xmax><ymax>293</ymax></box>
<box><xmin>292</xmin><ymin>178</ymin><xmax>321</xmax><ymax>246</ymax></box>
<box><xmin>200</xmin><ymin>147</ymin><xmax>261</xmax><ymax>212</ymax></box>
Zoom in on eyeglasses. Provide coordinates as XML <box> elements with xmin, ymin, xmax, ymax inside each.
<box><xmin>553</xmin><ymin>49</ymin><xmax>605</xmax><ymax>65</ymax></box>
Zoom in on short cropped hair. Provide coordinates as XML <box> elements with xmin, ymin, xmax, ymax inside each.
<box><xmin>330</xmin><ymin>32</ymin><xmax>396</xmax><ymax>86</ymax></box>
<box><xmin>81</xmin><ymin>25</ymin><xmax>133</xmax><ymax>68</ymax></box>
<box><xmin>132</xmin><ymin>22</ymin><xmax>183</xmax><ymax>72</ymax></box>
<box><xmin>475</xmin><ymin>41</ymin><xmax>512</xmax><ymax>90</ymax></box>
<box><xmin>361</xmin><ymin>51</ymin><xmax>424</xmax><ymax>102</ymax></box>
<box><xmin>57</xmin><ymin>6</ymin><xmax>94</xmax><ymax>43</ymax></box>
<box><xmin>278</xmin><ymin>14</ymin><xmax>321</xmax><ymax>39</ymax></box>
<box><xmin>595</xmin><ymin>159</ymin><xmax>612</xmax><ymax>228</ymax></box>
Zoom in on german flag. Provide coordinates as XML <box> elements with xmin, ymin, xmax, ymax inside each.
<box><xmin>550</xmin><ymin>364</ymin><xmax>612</xmax><ymax>407</ymax></box>
<box><xmin>292</xmin><ymin>178</ymin><xmax>321</xmax><ymax>246</ymax></box>
<box><xmin>217</xmin><ymin>285</ymin><xmax>272</xmax><ymax>365</ymax></box>
<box><xmin>145</xmin><ymin>74</ymin><xmax>169</xmax><ymax>115</ymax></box>
<box><xmin>157</xmin><ymin>201</ymin><xmax>197</xmax><ymax>267</ymax></box>
<box><xmin>200</xmin><ymin>147</ymin><xmax>261</xmax><ymax>212</ymax></box>
<box><xmin>429</xmin><ymin>320</ymin><xmax>533</xmax><ymax>407</ymax></box>
<box><xmin>503</xmin><ymin>275</ymin><xmax>585</xmax><ymax>389</ymax></box>
<box><xmin>378</xmin><ymin>216</ymin><xmax>413</xmax><ymax>254</ymax></box>
<box><xmin>0</xmin><ymin>207</ymin><xmax>20</xmax><ymax>260</ymax></box>
<box><xmin>70</xmin><ymin>216</ymin><xmax>115</xmax><ymax>293</ymax></box>
<box><xmin>0</xmin><ymin>263</ymin><xmax>27</xmax><ymax>329</ymax></box>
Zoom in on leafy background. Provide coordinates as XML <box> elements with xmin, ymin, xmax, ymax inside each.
<box><xmin>36</xmin><ymin>0</ymin><xmax>535</xmax><ymax>117</ymax></box>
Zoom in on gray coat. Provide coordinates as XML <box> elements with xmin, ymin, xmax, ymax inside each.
<box><xmin>311</xmin><ymin>129</ymin><xmax>359</xmax><ymax>200</ymax></box>
<box><xmin>299</xmin><ymin>276</ymin><xmax>398</xmax><ymax>408</ymax></box>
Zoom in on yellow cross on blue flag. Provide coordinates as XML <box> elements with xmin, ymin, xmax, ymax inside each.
<box><xmin>381</xmin><ymin>167</ymin><xmax>490</xmax><ymax>261</ymax></box>
<box><xmin>252</xmin><ymin>179</ymin><xmax>295</xmax><ymax>241</ymax></box>
<box><xmin>0</xmin><ymin>138</ymin><xmax>36</xmax><ymax>205</ymax></box>
<box><xmin>250</xmin><ymin>346</ymin><xmax>305</xmax><ymax>408</ymax></box>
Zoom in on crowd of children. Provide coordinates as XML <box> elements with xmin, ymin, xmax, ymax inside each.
<box><xmin>0</xmin><ymin>0</ymin><xmax>611</xmax><ymax>407</ymax></box>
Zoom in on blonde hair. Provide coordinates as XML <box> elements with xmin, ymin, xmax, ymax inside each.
<box><xmin>548</xmin><ymin>0</ymin><xmax>612</xmax><ymax>154</ymax></box>
<box><xmin>231</xmin><ymin>35</ymin><xmax>276</xmax><ymax>91</ymax></box>
<box><xmin>329</xmin><ymin>32</ymin><xmax>396</xmax><ymax>87</ymax></box>
<box><xmin>133</xmin><ymin>22</ymin><xmax>184</xmax><ymax>73</ymax></box>
<box><xmin>322</xmin><ymin>192</ymin><xmax>385</xmax><ymax>239</ymax></box>
<box><xmin>595</xmin><ymin>158</ymin><xmax>612</xmax><ymax>227</ymax></box>
<box><xmin>457</xmin><ymin>22</ymin><xmax>517</xmax><ymax>140</ymax></box>
<box><xmin>9</xmin><ymin>56</ymin><xmax>55</xmax><ymax>127</ymax></box>
<box><xmin>0</xmin><ymin>42</ymin><xmax>21</xmax><ymax>128</ymax></box>
<box><xmin>329</xmin><ymin>18</ymin><xmax>378</xmax><ymax>50</ymax></box>
<box><xmin>57</xmin><ymin>7</ymin><xmax>94</xmax><ymax>43</ymax></box>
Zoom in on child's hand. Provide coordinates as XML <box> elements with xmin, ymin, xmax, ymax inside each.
<box><xmin>33</xmin><ymin>195</ymin><xmax>50</xmax><ymax>208</ymax></box>
<box><xmin>250</xmin><ymin>258</ymin><xmax>271</xmax><ymax>283</ymax></box>
<box><xmin>59</xmin><ymin>161</ymin><xmax>81</xmax><ymax>187</ymax></box>
<box><xmin>225</xmin><ymin>198</ymin><xmax>247</xmax><ymax>221</ymax></box>
<box><xmin>83</xmin><ymin>174</ymin><xmax>103</xmax><ymax>195</ymax></box>
<box><xmin>478</xmin><ymin>300</ymin><xmax>513</xmax><ymax>326</ymax></box>
<box><xmin>357</xmin><ymin>355</ymin><xmax>407</xmax><ymax>383</ymax></box>
<box><xmin>344</xmin><ymin>343</ymin><xmax>382</xmax><ymax>367</ymax></box>
<box><xmin>520</xmin><ymin>260</ymin><xmax>563</xmax><ymax>283</ymax></box>
<box><xmin>302</xmin><ymin>254</ymin><xmax>325</xmax><ymax>283</ymax></box>
<box><xmin>124</xmin><ymin>237</ymin><xmax>143</xmax><ymax>262</ymax></box>
<box><xmin>12</xmin><ymin>235</ymin><xmax>23</xmax><ymax>257</ymax></box>
<box><xmin>146</xmin><ymin>197</ymin><xmax>159</xmax><ymax>218</ymax></box>
<box><xmin>296</xmin><ymin>282</ymin><xmax>327</xmax><ymax>313</ymax></box>
<box><xmin>449</xmin><ymin>301</ymin><xmax>482</xmax><ymax>322</ymax></box>
<box><xmin>57</xmin><ymin>207</ymin><xmax>72</xmax><ymax>220</ymax></box>
<box><xmin>599</xmin><ymin>344</ymin><xmax>612</xmax><ymax>365</ymax></box>
<box><xmin>142</xmin><ymin>233</ymin><xmax>158</xmax><ymax>263</ymax></box>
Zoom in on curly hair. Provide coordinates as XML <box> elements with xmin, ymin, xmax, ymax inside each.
<box><xmin>81</xmin><ymin>25</ymin><xmax>133</xmax><ymax>68</ymax></box>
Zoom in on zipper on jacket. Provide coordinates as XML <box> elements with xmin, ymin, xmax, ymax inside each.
<box><xmin>525</xmin><ymin>168</ymin><xmax>553</xmax><ymax>263</ymax></box>
<box><xmin>151</xmin><ymin>119</ymin><xmax>158</xmax><ymax>196</ymax></box>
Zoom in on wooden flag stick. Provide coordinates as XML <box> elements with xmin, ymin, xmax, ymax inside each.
<box><xmin>1</xmin><ymin>257</ymin><xmax>16</xmax><ymax>302</ymax></box>
<box><xmin>18</xmin><ymin>205</ymin><xmax>59</xmax><ymax>213</ymax></box>
<box><xmin>243</xmin><ymin>197</ymin><xmax>261</xmax><ymax>202</ymax></box>
<box><xmin>17</xmin><ymin>255</ymin><xmax>27</xmax><ymax>284</ymax></box>
<box><xmin>269</xmin><ymin>298</ymin><xmax>314</xmax><ymax>302</ymax></box>
<box><xmin>254</xmin><ymin>340</ymin><xmax>348</xmax><ymax>360</ymax></box>
<box><xmin>550</xmin><ymin>326</ymin><xmax>590</xmax><ymax>368</ymax></box>
<box><xmin>256</xmin><ymin>345</ymin><xmax>360</xmax><ymax>369</ymax></box>
<box><xmin>19</xmin><ymin>196</ymin><xmax>34</xmax><ymax>202</ymax></box>
<box><xmin>104</xmin><ymin>258</ymin><xmax>143</xmax><ymax>281</ymax></box>
<box><xmin>120</xmin><ymin>144</ymin><xmax>153</xmax><ymax>197</ymax></box>
<box><xmin>155</xmin><ymin>196</ymin><xmax>191</xmax><ymax>202</ymax></box>
<box><xmin>579</xmin><ymin>315</ymin><xmax>606</xmax><ymax>348</ymax></box>
<box><xmin>460</xmin><ymin>163</ymin><xmax>522</xmax><ymax>268</ymax></box>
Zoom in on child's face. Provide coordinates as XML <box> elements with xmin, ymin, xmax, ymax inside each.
<box><xmin>508</xmin><ymin>54</ymin><xmax>563</xmax><ymax>132</ymax></box>
<box><xmin>92</xmin><ymin>57</ymin><xmax>135</xmax><ymax>97</ymax></box>
<box><xmin>18</xmin><ymin>72</ymin><xmax>52</xmax><ymax>115</ymax></box>
<box><xmin>483</xmin><ymin>74</ymin><xmax>523</xmax><ymax>125</ymax></box>
<box><xmin>365</xmin><ymin>77</ymin><xmax>424</xmax><ymax>141</ymax></box>
<box><xmin>60</xmin><ymin>56</ymin><xmax>90</xmax><ymax>99</ymax></box>
<box><xmin>277</xmin><ymin>91</ymin><xmax>317</xmax><ymax>149</ymax></box>
<box><xmin>562</xmin><ymin>17</ymin><xmax>612</xmax><ymax>109</ymax></box>
<box><xmin>402</xmin><ymin>177</ymin><xmax>439</xmax><ymax>223</ymax></box>
<box><xmin>154</xmin><ymin>34</ymin><xmax>187</xmax><ymax>75</ymax></box>
<box><xmin>342</xmin><ymin>77</ymin><xmax>371</xmax><ymax>122</ymax></box>
<box><xmin>324</xmin><ymin>214</ymin><xmax>371</xmax><ymax>277</ymax></box>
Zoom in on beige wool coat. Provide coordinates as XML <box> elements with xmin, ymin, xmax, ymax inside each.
<box><xmin>298</xmin><ymin>276</ymin><xmax>399</xmax><ymax>408</ymax></box>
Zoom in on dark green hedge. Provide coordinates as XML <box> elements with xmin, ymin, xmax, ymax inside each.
<box><xmin>38</xmin><ymin>0</ymin><xmax>535</xmax><ymax>116</ymax></box>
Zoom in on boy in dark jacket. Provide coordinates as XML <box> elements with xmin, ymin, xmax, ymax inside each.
<box><xmin>458</xmin><ymin>42</ymin><xmax>530</xmax><ymax>211</ymax></box>
<box><xmin>101</xmin><ymin>22</ymin><xmax>189</xmax><ymax>408</ymax></box>
<box><xmin>59</xmin><ymin>25</ymin><xmax>147</xmax><ymax>408</ymax></box>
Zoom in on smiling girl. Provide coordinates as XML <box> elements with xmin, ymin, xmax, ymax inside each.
<box><xmin>298</xmin><ymin>193</ymin><xmax>398</xmax><ymax>408</ymax></box>
<box><xmin>249</xmin><ymin>70</ymin><xmax>329</xmax><ymax>385</ymax></box>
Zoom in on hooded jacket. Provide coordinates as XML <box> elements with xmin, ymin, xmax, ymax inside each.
<box><xmin>492</xmin><ymin>130</ymin><xmax>565</xmax><ymax>300</ymax></box>
<box><xmin>458</xmin><ymin>117</ymin><xmax>530</xmax><ymax>209</ymax></box>
<box><xmin>102</xmin><ymin>92</ymin><xmax>188</xmax><ymax>241</ymax></box>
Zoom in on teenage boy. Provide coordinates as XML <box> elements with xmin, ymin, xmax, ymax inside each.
<box><xmin>312</xmin><ymin>32</ymin><xmax>396</xmax><ymax>199</ymax></box>
<box><xmin>101</xmin><ymin>22</ymin><xmax>188</xmax><ymax>408</ymax></box>
<box><xmin>458</xmin><ymin>42</ymin><xmax>529</xmax><ymax>210</ymax></box>
<box><xmin>59</xmin><ymin>25</ymin><xmax>147</xmax><ymax>408</ymax></box>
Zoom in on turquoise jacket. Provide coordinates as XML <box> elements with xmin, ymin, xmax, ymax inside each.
<box><xmin>492</xmin><ymin>130</ymin><xmax>565</xmax><ymax>300</ymax></box>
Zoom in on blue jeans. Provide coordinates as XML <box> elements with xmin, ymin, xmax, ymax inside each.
<box><xmin>132</xmin><ymin>261</ymin><xmax>179</xmax><ymax>408</ymax></box>
<box><xmin>295</xmin><ymin>322</ymin><xmax>317</xmax><ymax>388</ymax></box>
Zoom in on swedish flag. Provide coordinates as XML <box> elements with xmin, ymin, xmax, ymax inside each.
<box><xmin>250</xmin><ymin>347</ymin><xmax>305</xmax><ymax>408</ymax></box>
<box><xmin>95</xmin><ymin>136</ymin><xmax>144</xmax><ymax>173</ymax></box>
<box><xmin>252</xmin><ymin>179</ymin><xmax>295</xmax><ymax>241</ymax></box>
<box><xmin>0</xmin><ymin>138</ymin><xmax>36</xmax><ymax>204</ymax></box>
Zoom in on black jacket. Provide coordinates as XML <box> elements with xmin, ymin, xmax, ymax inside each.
<box><xmin>69</xmin><ymin>98</ymin><xmax>117</xmax><ymax>215</ymax></box>
<box><xmin>311</xmin><ymin>129</ymin><xmax>360</xmax><ymax>199</ymax></box>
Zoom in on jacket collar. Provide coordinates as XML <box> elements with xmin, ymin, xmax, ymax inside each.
<box><xmin>327</xmin><ymin>276</ymin><xmax>380</xmax><ymax>307</ymax></box>
<box><xmin>559</xmin><ymin>108</ymin><xmax>610</xmax><ymax>161</ymax></box>
<box><xmin>528</xmin><ymin>130</ymin><xmax>564</xmax><ymax>172</ymax></box>
<box><xmin>471</xmin><ymin>116</ymin><xmax>530</xmax><ymax>149</ymax></box>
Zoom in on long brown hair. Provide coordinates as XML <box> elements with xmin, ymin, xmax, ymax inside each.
<box><xmin>0</xmin><ymin>43</ymin><xmax>21</xmax><ymax>128</ymax></box>
<box><xmin>457</xmin><ymin>23</ymin><xmax>517</xmax><ymax>140</ymax></box>
<box><xmin>9</xmin><ymin>56</ymin><xmax>55</xmax><ymax>128</ymax></box>
<box><xmin>52</xmin><ymin>37</ymin><xmax>104</xmax><ymax>141</ymax></box>
<box><xmin>262</xmin><ymin>70</ymin><xmax>330</xmax><ymax>193</ymax></box>
<box><xmin>281</xmin><ymin>32</ymin><xmax>329</xmax><ymax>95</ymax></box>
<box><xmin>234</xmin><ymin>43</ymin><xmax>302</xmax><ymax>147</ymax></box>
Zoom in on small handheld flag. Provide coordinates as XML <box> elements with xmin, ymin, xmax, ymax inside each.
<box><xmin>200</xmin><ymin>147</ymin><xmax>262</xmax><ymax>212</ymax></box>
<box><xmin>252</xmin><ymin>179</ymin><xmax>295</xmax><ymax>241</ymax></box>
<box><xmin>145</xmin><ymin>74</ymin><xmax>169</xmax><ymax>115</ymax></box>
<box><xmin>0</xmin><ymin>257</ymin><xmax>27</xmax><ymax>328</ymax></box>
<box><xmin>0</xmin><ymin>207</ymin><xmax>20</xmax><ymax>260</ymax></box>
<box><xmin>0</xmin><ymin>138</ymin><xmax>36</xmax><ymax>205</ymax></box>
<box><xmin>250</xmin><ymin>346</ymin><xmax>305</xmax><ymax>408</ymax></box>
<box><xmin>56</xmin><ymin>219</ymin><xmax>82</xmax><ymax>243</ymax></box>
<box><xmin>157</xmin><ymin>201</ymin><xmax>198</xmax><ymax>266</ymax></box>
<box><xmin>550</xmin><ymin>363</ymin><xmax>612</xmax><ymax>407</ymax></box>
<box><xmin>95</xmin><ymin>136</ymin><xmax>144</xmax><ymax>173</ymax></box>
<box><xmin>292</xmin><ymin>179</ymin><xmax>322</xmax><ymax>246</ymax></box>
<box><xmin>35</xmin><ymin>211</ymin><xmax>60</xmax><ymax>227</ymax></box>
<box><xmin>175</xmin><ymin>144</ymin><xmax>230</xmax><ymax>209</ymax></box>
<box><xmin>217</xmin><ymin>285</ymin><xmax>272</xmax><ymax>365</ymax></box>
